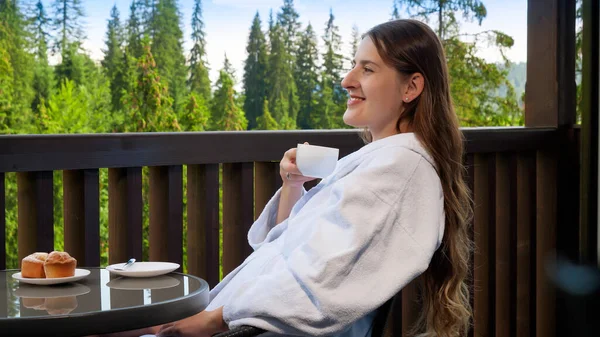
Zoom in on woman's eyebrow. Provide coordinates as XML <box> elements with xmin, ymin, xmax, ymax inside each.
<box><xmin>351</xmin><ymin>59</ymin><xmax>380</xmax><ymax>67</ymax></box>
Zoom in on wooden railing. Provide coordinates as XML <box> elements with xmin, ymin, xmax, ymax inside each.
<box><xmin>0</xmin><ymin>127</ymin><xmax>578</xmax><ymax>336</ymax></box>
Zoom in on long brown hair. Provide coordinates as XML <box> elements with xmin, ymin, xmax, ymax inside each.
<box><xmin>365</xmin><ymin>20</ymin><xmax>473</xmax><ymax>337</ymax></box>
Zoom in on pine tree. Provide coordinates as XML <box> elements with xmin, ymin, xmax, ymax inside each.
<box><xmin>0</xmin><ymin>0</ymin><xmax>35</xmax><ymax>133</ymax></box>
<box><xmin>223</xmin><ymin>53</ymin><xmax>235</xmax><ymax>81</ymax></box>
<box><xmin>180</xmin><ymin>92</ymin><xmax>210</xmax><ymax>131</ymax></box>
<box><xmin>117</xmin><ymin>46</ymin><xmax>138</xmax><ymax>131</ymax></box>
<box><xmin>295</xmin><ymin>23</ymin><xmax>319</xmax><ymax>129</ymax></box>
<box><xmin>391</xmin><ymin>1</ymin><xmax>401</xmax><ymax>20</ymax></box>
<box><xmin>320</xmin><ymin>9</ymin><xmax>345</xmax><ymax>128</ymax></box>
<box><xmin>38</xmin><ymin>79</ymin><xmax>90</xmax><ymax>133</ymax></box>
<box><xmin>256</xmin><ymin>99</ymin><xmax>278</xmax><ymax>130</ymax></box>
<box><xmin>126</xmin><ymin>0</ymin><xmax>144</xmax><ymax>59</ymax></box>
<box><xmin>267</xmin><ymin>22</ymin><xmax>298</xmax><ymax>129</ymax></box>
<box><xmin>243</xmin><ymin>12</ymin><xmax>268</xmax><ymax>130</ymax></box>
<box><xmin>123</xmin><ymin>37</ymin><xmax>180</xmax><ymax>132</ymax></box>
<box><xmin>188</xmin><ymin>0</ymin><xmax>211</xmax><ymax>101</ymax></box>
<box><xmin>350</xmin><ymin>25</ymin><xmax>360</xmax><ymax>59</ymax></box>
<box><xmin>315</xmin><ymin>80</ymin><xmax>337</xmax><ymax>129</ymax></box>
<box><xmin>102</xmin><ymin>5</ymin><xmax>125</xmax><ymax>113</ymax></box>
<box><xmin>277</xmin><ymin>0</ymin><xmax>300</xmax><ymax>64</ymax></box>
<box><xmin>138</xmin><ymin>0</ymin><xmax>156</xmax><ymax>37</ymax></box>
<box><xmin>30</xmin><ymin>0</ymin><xmax>54</xmax><ymax>113</ymax></box>
<box><xmin>397</xmin><ymin>0</ymin><xmax>520</xmax><ymax>126</ymax></box>
<box><xmin>150</xmin><ymin>0</ymin><xmax>188</xmax><ymax>116</ymax></box>
<box><xmin>51</xmin><ymin>0</ymin><xmax>85</xmax><ymax>55</ymax></box>
<box><xmin>211</xmin><ymin>66</ymin><xmax>247</xmax><ymax>131</ymax></box>
<box><xmin>54</xmin><ymin>42</ymin><xmax>91</xmax><ymax>86</ymax></box>
<box><xmin>0</xmin><ymin>21</ymin><xmax>14</xmax><ymax>132</ymax></box>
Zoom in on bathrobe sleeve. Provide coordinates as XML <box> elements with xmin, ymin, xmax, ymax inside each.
<box><xmin>222</xmin><ymin>150</ymin><xmax>445</xmax><ymax>336</ymax></box>
<box><xmin>248</xmin><ymin>187</ymin><xmax>307</xmax><ymax>251</ymax></box>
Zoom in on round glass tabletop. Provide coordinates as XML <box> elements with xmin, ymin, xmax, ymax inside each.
<box><xmin>0</xmin><ymin>268</ymin><xmax>210</xmax><ymax>336</ymax></box>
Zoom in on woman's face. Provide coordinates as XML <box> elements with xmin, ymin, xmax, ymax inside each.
<box><xmin>341</xmin><ymin>37</ymin><xmax>407</xmax><ymax>140</ymax></box>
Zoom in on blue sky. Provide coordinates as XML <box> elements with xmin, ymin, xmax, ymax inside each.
<box><xmin>40</xmin><ymin>0</ymin><xmax>528</xmax><ymax>85</ymax></box>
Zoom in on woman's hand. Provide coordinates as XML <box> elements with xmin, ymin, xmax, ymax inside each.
<box><xmin>279</xmin><ymin>142</ymin><xmax>317</xmax><ymax>188</ymax></box>
<box><xmin>156</xmin><ymin>308</ymin><xmax>228</xmax><ymax>337</ymax></box>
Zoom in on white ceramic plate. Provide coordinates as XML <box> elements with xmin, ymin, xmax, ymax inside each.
<box><xmin>12</xmin><ymin>269</ymin><xmax>91</xmax><ymax>285</ymax></box>
<box><xmin>105</xmin><ymin>262</ymin><xmax>180</xmax><ymax>278</ymax></box>
<box><xmin>106</xmin><ymin>275</ymin><xmax>180</xmax><ymax>290</ymax></box>
<box><xmin>15</xmin><ymin>283</ymin><xmax>91</xmax><ymax>298</ymax></box>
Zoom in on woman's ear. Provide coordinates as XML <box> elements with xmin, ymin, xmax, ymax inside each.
<box><xmin>403</xmin><ymin>73</ymin><xmax>424</xmax><ymax>103</ymax></box>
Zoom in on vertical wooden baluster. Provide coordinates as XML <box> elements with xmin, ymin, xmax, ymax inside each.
<box><xmin>108</xmin><ymin>167</ymin><xmax>142</xmax><ymax>264</ymax></box>
<box><xmin>465</xmin><ymin>154</ymin><xmax>475</xmax><ymax>337</ymax></box>
<box><xmin>187</xmin><ymin>164</ymin><xmax>220</xmax><ymax>287</ymax></box>
<box><xmin>401</xmin><ymin>280</ymin><xmax>419</xmax><ymax>336</ymax></box>
<box><xmin>517</xmin><ymin>152</ymin><xmax>536</xmax><ymax>337</ymax></box>
<box><xmin>536</xmin><ymin>150</ymin><xmax>556</xmax><ymax>337</ymax></box>
<box><xmin>17</xmin><ymin>171</ymin><xmax>53</xmax><ymax>261</ymax></box>
<box><xmin>254</xmin><ymin>162</ymin><xmax>278</xmax><ymax>220</ymax></box>
<box><xmin>474</xmin><ymin>154</ymin><xmax>495</xmax><ymax>337</ymax></box>
<box><xmin>0</xmin><ymin>172</ymin><xmax>5</xmax><ymax>270</ymax></box>
<box><xmin>64</xmin><ymin>169</ymin><xmax>100</xmax><ymax>267</ymax></box>
<box><xmin>149</xmin><ymin>166</ymin><xmax>183</xmax><ymax>269</ymax></box>
<box><xmin>222</xmin><ymin>162</ymin><xmax>254</xmax><ymax>276</ymax></box>
<box><xmin>495</xmin><ymin>153</ymin><xmax>518</xmax><ymax>337</ymax></box>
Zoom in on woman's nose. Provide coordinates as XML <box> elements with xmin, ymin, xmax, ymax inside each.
<box><xmin>341</xmin><ymin>71</ymin><xmax>358</xmax><ymax>90</ymax></box>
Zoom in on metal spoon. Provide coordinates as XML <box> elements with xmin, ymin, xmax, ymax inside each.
<box><xmin>115</xmin><ymin>258</ymin><xmax>136</xmax><ymax>270</ymax></box>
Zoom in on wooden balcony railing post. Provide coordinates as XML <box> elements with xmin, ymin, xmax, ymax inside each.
<box><xmin>108</xmin><ymin>167</ymin><xmax>142</xmax><ymax>265</ymax></box>
<box><xmin>495</xmin><ymin>154</ymin><xmax>518</xmax><ymax>337</ymax></box>
<box><xmin>222</xmin><ymin>162</ymin><xmax>254</xmax><ymax>276</ymax></box>
<box><xmin>400</xmin><ymin>280</ymin><xmax>419</xmax><ymax>336</ymax></box>
<box><xmin>517</xmin><ymin>153</ymin><xmax>536</xmax><ymax>337</ymax></box>
<box><xmin>536</xmin><ymin>151</ymin><xmax>557</xmax><ymax>337</ymax></box>
<box><xmin>254</xmin><ymin>162</ymin><xmax>280</xmax><ymax>219</ymax></box>
<box><xmin>63</xmin><ymin>169</ymin><xmax>100</xmax><ymax>267</ymax></box>
<box><xmin>187</xmin><ymin>164</ymin><xmax>220</xmax><ymax>287</ymax></box>
<box><xmin>0</xmin><ymin>172</ymin><xmax>5</xmax><ymax>270</ymax></box>
<box><xmin>149</xmin><ymin>166</ymin><xmax>183</xmax><ymax>269</ymax></box>
<box><xmin>17</xmin><ymin>171</ymin><xmax>54</xmax><ymax>262</ymax></box>
<box><xmin>579</xmin><ymin>0</ymin><xmax>600</xmax><ymax>264</ymax></box>
<box><xmin>474</xmin><ymin>154</ymin><xmax>496</xmax><ymax>337</ymax></box>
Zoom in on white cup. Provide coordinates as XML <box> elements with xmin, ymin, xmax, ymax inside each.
<box><xmin>296</xmin><ymin>143</ymin><xmax>339</xmax><ymax>179</ymax></box>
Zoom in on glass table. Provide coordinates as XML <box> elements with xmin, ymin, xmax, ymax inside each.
<box><xmin>0</xmin><ymin>268</ymin><xmax>210</xmax><ymax>336</ymax></box>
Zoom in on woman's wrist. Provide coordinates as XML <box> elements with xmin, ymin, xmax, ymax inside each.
<box><xmin>210</xmin><ymin>307</ymin><xmax>229</xmax><ymax>333</ymax></box>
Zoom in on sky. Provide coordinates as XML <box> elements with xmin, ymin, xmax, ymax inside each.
<box><xmin>38</xmin><ymin>0</ymin><xmax>528</xmax><ymax>86</ymax></box>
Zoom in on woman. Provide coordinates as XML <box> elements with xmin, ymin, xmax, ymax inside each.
<box><xmin>155</xmin><ymin>19</ymin><xmax>472</xmax><ymax>337</ymax></box>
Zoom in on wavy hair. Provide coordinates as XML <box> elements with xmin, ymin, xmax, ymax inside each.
<box><xmin>364</xmin><ymin>19</ymin><xmax>473</xmax><ymax>337</ymax></box>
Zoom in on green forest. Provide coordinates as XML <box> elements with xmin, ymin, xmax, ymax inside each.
<box><xmin>0</xmin><ymin>0</ymin><xmax>582</xmax><ymax>270</ymax></box>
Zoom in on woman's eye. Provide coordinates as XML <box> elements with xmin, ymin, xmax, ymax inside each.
<box><xmin>364</xmin><ymin>67</ymin><xmax>373</xmax><ymax>73</ymax></box>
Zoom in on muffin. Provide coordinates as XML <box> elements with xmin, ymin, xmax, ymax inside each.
<box><xmin>22</xmin><ymin>297</ymin><xmax>46</xmax><ymax>310</ymax></box>
<box><xmin>43</xmin><ymin>251</ymin><xmax>77</xmax><ymax>278</ymax></box>
<box><xmin>21</xmin><ymin>252</ymin><xmax>49</xmax><ymax>278</ymax></box>
<box><xmin>44</xmin><ymin>296</ymin><xmax>78</xmax><ymax>315</ymax></box>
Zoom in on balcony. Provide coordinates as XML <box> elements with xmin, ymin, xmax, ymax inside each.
<box><xmin>1</xmin><ymin>0</ymin><xmax>599</xmax><ymax>336</ymax></box>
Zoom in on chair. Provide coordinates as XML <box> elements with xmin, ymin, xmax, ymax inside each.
<box><xmin>213</xmin><ymin>295</ymin><xmax>397</xmax><ymax>337</ymax></box>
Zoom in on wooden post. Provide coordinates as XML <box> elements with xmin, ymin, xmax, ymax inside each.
<box><xmin>149</xmin><ymin>165</ymin><xmax>183</xmax><ymax>269</ymax></box>
<box><xmin>187</xmin><ymin>164</ymin><xmax>220</xmax><ymax>287</ymax></box>
<box><xmin>526</xmin><ymin>0</ymin><xmax>576</xmax><ymax>127</ymax></box>
<box><xmin>222</xmin><ymin>163</ymin><xmax>254</xmax><ymax>277</ymax></box>
<box><xmin>17</xmin><ymin>171</ymin><xmax>53</xmax><ymax>262</ymax></box>
<box><xmin>108</xmin><ymin>167</ymin><xmax>142</xmax><ymax>265</ymax></box>
<box><xmin>63</xmin><ymin>169</ymin><xmax>100</xmax><ymax>267</ymax></box>
<box><xmin>579</xmin><ymin>0</ymin><xmax>600</xmax><ymax>264</ymax></box>
<box><xmin>0</xmin><ymin>173</ymin><xmax>4</xmax><ymax>270</ymax></box>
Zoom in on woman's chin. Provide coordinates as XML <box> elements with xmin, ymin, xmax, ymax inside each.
<box><xmin>342</xmin><ymin>111</ymin><xmax>364</xmax><ymax>128</ymax></box>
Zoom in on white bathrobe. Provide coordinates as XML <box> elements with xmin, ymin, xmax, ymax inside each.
<box><xmin>205</xmin><ymin>132</ymin><xmax>445</xmax><ymax>336</ymax></box>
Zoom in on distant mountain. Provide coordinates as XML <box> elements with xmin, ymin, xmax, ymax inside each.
<box><xmin>506</xmin><ymin>61</ymin><xmax>527</xmax><ymax>100</ymax></box>
<box><xmin>493</xmin><ymin>61</ymin><xmax>526</xmax><ymax>106</ymax></box>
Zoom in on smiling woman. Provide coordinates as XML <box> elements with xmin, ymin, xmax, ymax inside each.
<box><xmin>107</xmin><ymin>19</ymin><xmax>474</xmax><ymax>337</ymax></box>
